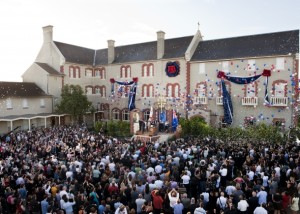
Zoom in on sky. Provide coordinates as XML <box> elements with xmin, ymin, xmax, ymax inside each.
<box><xmin>0</xmin><ymin>0</ymin><xmax>299</xmax><ymax>82</ymax></box>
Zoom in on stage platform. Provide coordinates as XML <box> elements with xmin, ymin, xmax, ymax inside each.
<box><xmin>132</xmin><ymin>132</ymin><xmax>175</xmax><ymax>143</ymax></box>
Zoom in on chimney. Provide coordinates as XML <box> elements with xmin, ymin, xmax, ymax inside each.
<box><xmin>42</xmin><ymin>25</ymin><xmax>53</xmax><ymax>43</ymax></box>
<box><xmin>107</xmin><ymin>40</ymin><xmax>115</xmax><ymax>64</ymax></box>
<box><xmin>157</xmin><ymin>31</ymin><xmax>165</xmax><ymax>59</ymax></box>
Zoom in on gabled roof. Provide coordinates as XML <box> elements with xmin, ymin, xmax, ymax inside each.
<box><xmin>191</xmin><ymin>30</ymin><xmax>299</xmax><ymax>61</ymax></box>
<box><xmin>35</xmin><ymin>62</ymin><xmax>62</xmax><ymax>75</ymax></box>
<box><xmin>53</xmin><ymin>30</ymin><xmax>299</xmax><ymax>66</ymax></box>
<box><xmin>0</xmin><ymin>82</ymin><xmax>50</xmax><ymax>99</ymax></box>
<box><xmin>54</xmin><ymin>36</ymin><xmax>194</xmax><ymax>66</ymax></box>
<box><xmin>54</xmin><ymin>41</ymin><xmax>96</xmax><ymax>65</ymax></box>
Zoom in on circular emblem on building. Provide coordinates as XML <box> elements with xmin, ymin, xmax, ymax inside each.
<box><xmin>165</xmin><ymin>61</ymin><xmax>180</xmax><ymax>77</ymax></box>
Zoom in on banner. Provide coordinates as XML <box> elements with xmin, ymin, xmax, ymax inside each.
<box><xmin>172</xmin><ymin>109</ymin><xmax>178</xmax><ymax>131</ymax></box>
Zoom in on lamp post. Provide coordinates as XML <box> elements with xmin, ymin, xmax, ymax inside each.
<box><xmin>154</xmin><ymin>95</ymin><xmax>170</xmax><ymax>111</ymax></box>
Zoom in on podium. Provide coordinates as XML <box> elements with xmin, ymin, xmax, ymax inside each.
<box><xmin>149</xmin><ymin>126</ymin><xmax>158</xmax><ymax>136</ymax></box>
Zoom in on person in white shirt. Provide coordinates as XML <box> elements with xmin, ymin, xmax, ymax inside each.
<box><xmin>154</xmin><ymin>163</ymin><xmax>163</xmax><ymax>175</ymax></box>
<box><xmin>108</xmin><ymin>161</ymin><xmax>116</xmax><ymax>172</ymax></box>
<box><xmin>219</xmin><ymin>164</ymin><xmax>228</xmax><ymax>187</ymax></box>
<box><xmin>225</xmin><ymin>182</ymin><xmax>236</xmax><ymax>196</ymax></box>
<box><xmin>168</xmin><ymin>188</ymin><xmax>180</xmax><ymax>208</ymax></box>
<box><xmin>247</xmin><ymin>170</ymin><xmax>254</xmax><ymax>181</ymax></box>
<box><xmin>181</xmin><ymin>171</ymin><xmax>190</xmax><ymax>194</ymax></box>
<box><xmin>200</xmin><ymin>191</ymin><xmax>209</xmax><ymax>208</ymax></box>
<box><xmin>154</xmin><ymin>178</ymin><xmax>164</xmax><ymax>189</ymax></box>
<box><xmin>216</xmin><ymin>191</ymin><xmax>227</xmax><ymax>211</ymax></box>
<box><xmin>274</xmin><ymin>163</ymin><xmax>281</xmax><ymax>178</ymax></box>
<box><xmin>237</xmin><ymin>195</ymin><xmax>249</xmax><ymax>213</ymax></box>
<box><xmin>59</xmin><ymin>186</ymin><xmax>69</xmax><ymax>199</ymax></box>
<box><xmin>146</xmin><ymin>166</ymin><xmax>155</xmax><ymax>176</ymax></box>
<box><xmin>253</xmin><ymin>203</ymin><xmax>268</xmax><ymax>214</ymax></box>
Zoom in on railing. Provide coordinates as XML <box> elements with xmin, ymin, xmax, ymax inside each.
<box><xmin>194</xmin><ymin>97</ymin><xmax>207</xmax><ymax>105</ymax></box>
<box><xmin>270</xmin><ymin>97</ymin><xmax>288</xmax><ymax>106</ymax></box>
<box><xmin>216</xmin><ymin>96</ymin><xmax>223</xmax><ymax>105</ymax></box>
<box><xmin>242</xmin><ymin>97</ymin><xmax>258</xmax><ymax>106</ymax></box>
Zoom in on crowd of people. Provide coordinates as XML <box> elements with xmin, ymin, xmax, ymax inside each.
<box><xmin>0</xmin><ymin>124</ymin><xmax>300</xmax><ymax>214</ymax></box>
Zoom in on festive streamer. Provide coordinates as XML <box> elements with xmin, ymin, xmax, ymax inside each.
<box><xmin>264</xmin><ymin>76</ymin><xmax>271</xmax><ymax>106</ymax></box>
<box><xmin>217</xmin><ymin>69</ymin><xmax>271</xmax><ymax>84</ymax></box>
<box><xmin>110</xmin><ymin>78</ymin><xmax>138</xmax><ymax>111</ymax></box>
<box><xmin>221</xmin><ymin>79</ymin><xmax>233</xmax><ymax>125</ymax></box>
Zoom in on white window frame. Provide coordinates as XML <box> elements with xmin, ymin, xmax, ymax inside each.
<box><xmin>22</xmin><ymin>98</ymin><xmax>29</xmax><ymax>108</ymax></box>
<box><xmin>85</xmin><ymin>69</ymin><xmax>93</xmax><ymax>77</ymax></box>
<box><xmin>112</xmin><ymin>109</ymin><xmax>120</xmax><ymax>120</ymax></box>
<box><xmin>246</xmin><ymin>83</ymin><xmax>256</xmax><ymax>97</ymax></box>
<box><xmin>275</xmin><ymin>82</ymin><xmax>287</xmax><ymax>97</ymax></box>
<box><xmin>222</xmin><ymin>61</ymin><xmax>229</xmax><ymax>73</ymax></box>
<box><xmin>199</xmin><ymin>63</ymin><xmax>205</xmax><ymax>74</ymax></box>
<box><xmin>276</xmin><ymin>57</ymin><xmax>285</xmax><ymax>70</ymax></box>
<box><xmin>86</xmin><ymin>87</ymin><xmax>93</xmax><ymax>95</ymax></box>
<box><xmin>247</xmin><ymin>59</ymin><xmax>256</xmax><ymax>71</ymax></box>
<box><xmin>40</xmin><ymin>98</ymin><xmax>45</xmax><ymax>108</ymax></box>
<box><xmin>122</xmin><ymin>109</ymin><xmax>130</xmax><ymax>121</ymax></box>
<box><xmin>6</xmin><ymin>98</ymin><xmax>12</xmax><ymax>109</ymax></box>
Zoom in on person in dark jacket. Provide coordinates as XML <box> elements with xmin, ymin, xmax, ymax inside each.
<box><xmin>247</xmin><ymin>191</ymin><xmax>259</xmax><ymax>213</ymax></box>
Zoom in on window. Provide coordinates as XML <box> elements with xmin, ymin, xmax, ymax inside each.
<box><xmin>95</xmin><ymin>67</ymin><xmax>106</xmax><ymax>79</ymax></box>
<box><xmin>40</xmin><ymin>98</ymin><xmax>45</xmax><ymax>108</ymax></box>
<box><xmin>22</xmin><ymin>99</ymin><xmax>29</xmax><ymax>108</ymax></box>
<box><xmin>86</xmin><ymin>87</ymin><xmax>93</xmax><ymax>95</ymax></box>
<box><xmin>95</xmin><ymin>87</ymin><xmax>100</xmax><ymax>95</ymax></box>
<box><xmin>95</xmin><ymin>69</ymin><xmax>100</xmax><ymax>77</ymax></box>
<box><xmin>196</xmin><ymin>83</ymin><xmax>206</xmax><ymax>97</ymax></box>
<box><xmin>199</xmin><ymin>63</ymin><xmax>205</xmax><ymax>74</ymax></box>
<box><xmin>85</xmin><ymin>69</ymin><xmax>93</xmax><ymax>77</ymax></box>
<box><xmin>6</xmin><ymin>98</ymin><xmax>12</xmax><ymax>109</ymax></box>
<box><xmin>122</xmin><ymin>109</ymin><xmax>130</xmax><ymax>121</ymax></box>
<box><xmin>276</xmin><ymin>57</ymin><xmax>285</xmax><ymax>70</ymax></box>
<box><xmin>245</xmin><ymin>82</ymin><xmax>257</xmax><ymax>97</ymax></box>
<box><xmin>120</xmin><ymin>66</ymin><xmax>131</xmax><ymax>78</ymax></box>
<box><xmin>142</xmin><ymin>64</ymin><xmax>154</xmax><ymax>77</ymax></box>
<box><xmin>117</xmin><ymin>86</ymin><xmax>130</xmax><ymax>98</ymax></box>
<box><xmin>247</xmin><ymin>59</ymin><xmax>256</xmax><ymax>71</ymax></box>
<box><xmin>274</xmin><ymin>82</ymin><xmax>287</xmax><ymax>97</ymax></box>
<box><xmin>142</xmin><ymin>84</ymin><xmax>154</xmax><ymax>97</ymax></box>
<box><xmin>112</xmin><ymin>109</ymin><xmax>120</xmax><ymax>120</ymax></box>
<box><xmin>69</xmin><ymin>66</ymin><xmax>81</xmax><ymax>78</ymax></box>
<box><xmin>144</xmin><ymin>110</ymin><xmax>150</xmax><ymax>121</ymax></box>
<box><xmin>166</xmin><ymin>83</ymin><xmax>180</xmax><ymax>98</ymax></box>
<box><xmin>222</xmin><ymin>61</ymin><xmax>229</xmax><ymax>73</ymax></box>
<box><xmin>95</xmin><ymin>86</ymin><xmax>106</xmax><ymax>97</ymax></box>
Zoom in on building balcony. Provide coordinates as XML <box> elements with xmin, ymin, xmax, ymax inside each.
<box><xmin>194</xmin><ymin>96</ymin><xmax>207</xmax><ymax>105</ymax></box>
<box><xmin>270</xmin><ymin>97</ymin><xmax>288</xmax><ymax>106</ymax></box>
<box><xmin>242</xmin><ymin>97</ymin><xmax>258</xmax><ymax>106</ymax></box>
<box><xmin>216</xmin><ymin>96</ymin><xmax>223</xmax><ymax>105</ymax></box>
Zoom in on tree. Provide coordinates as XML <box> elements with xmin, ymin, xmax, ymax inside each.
<box><xmin>55</xmin><ymin>84</ymin><xmax>92</xmax><ymax>123</ymax></box>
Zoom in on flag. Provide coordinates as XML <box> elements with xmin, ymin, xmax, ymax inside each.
<box><xmin>221</xmin><ymin>80</ymin><xmax>233</xmax><ymax>125</ymax></box>
<box><xmin>172</xmin><ymin>109</ymin><xmax>178</xmax><ymax>131</ymax></box>
<box><xmin>160</xmin><ymin>111</ymin><xmax>166</xmax><ymax>123</ymax></box>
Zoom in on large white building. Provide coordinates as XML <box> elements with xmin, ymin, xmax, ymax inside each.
<box><xmin>0</xmin><ymin>25</ymin><xmax>299</xmax><ymax>134</ymax></box>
